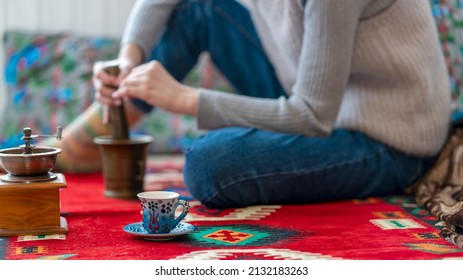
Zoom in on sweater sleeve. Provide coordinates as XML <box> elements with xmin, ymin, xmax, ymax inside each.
<box><xmin>197</xmin><ymin>0</ymin><xmax>371</xmax><ymax>136</ymax></box>
<box><xmin>121</xmin><ymin>0</ymin><xmax>180</xmax><ymax>60</ymax></box>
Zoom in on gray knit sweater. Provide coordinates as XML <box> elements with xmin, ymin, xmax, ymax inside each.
<box><xmin>122</xmin><ymin>0</ymin><xmax>451</xmax><ymax>157</ymax></box>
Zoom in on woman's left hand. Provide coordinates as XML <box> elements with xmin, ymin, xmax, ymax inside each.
<box><xmin>113</xmin><ymin>60</ymin><xmax>199</xmax><ymax>116</ymax></box>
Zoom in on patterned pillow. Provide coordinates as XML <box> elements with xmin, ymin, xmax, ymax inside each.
<box><xmin>1</xmin><ymin>31</ymin><xmax>118</xmax><ymax>149</ymax></box>
<box><xmin>0</xmin><ymin>30</ymin><xmax>231</xmax><ymax>153</ymax></box>
<box><xmin>431</xmin><ymin>0</ymin><xmax>463</xmax><ymax>112</ymax></box>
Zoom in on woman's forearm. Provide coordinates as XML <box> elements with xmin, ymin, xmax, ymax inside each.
<box><xmin>118</xmin><ymin>43</ymin><xmax>145</xmax><ymax>69</ymax></box>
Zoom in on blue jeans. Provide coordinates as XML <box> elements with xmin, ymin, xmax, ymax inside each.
<box><xmin>142</xmin><ymin>0</ymin><xmax>435</xmax><ymax>208</ymax></box>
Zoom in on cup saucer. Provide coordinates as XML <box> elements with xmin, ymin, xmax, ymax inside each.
<box><xmin>123</xmin><ymin>221</ymin><xmax>195</xmax><ymax>241</ymax></box>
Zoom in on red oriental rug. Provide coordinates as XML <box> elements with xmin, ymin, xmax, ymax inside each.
<box><xmin>1</xmin><ymin>156</ymin><xmax>463</xmax><ymax>260</ymax></box>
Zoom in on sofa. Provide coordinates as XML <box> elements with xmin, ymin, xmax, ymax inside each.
<box><xmin>2</xmin><ymin>1</ymin><xmax>463</xmax><ymax>156</ymax></box>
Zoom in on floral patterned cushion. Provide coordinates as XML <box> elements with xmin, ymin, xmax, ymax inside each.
<box><xmin>0</xmin><ymin>30</ymin><xmax>231</xmax><ymax>153</ymax></box>
<box><xmin>1</xmin><ymin>31</ymin><xmax>116</xmax><ymax>148</ymax></box>
<box><xmin>431</xmin><ymin>0</ymin><xmax>463</xmax><ymax>112</ymax></box>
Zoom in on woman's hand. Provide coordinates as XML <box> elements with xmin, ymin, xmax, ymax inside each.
<box><xmin>92</xmin><ymin>43</ymin><xmax>145</xmax><ymax>122</ymax></box>
<box><xmin>113</xmin><ymin>60</ymin><xmax>199</xmax><ymax>116</ymax></box>
<box><xmin>93</xmin><ymin>59</ymin><xmax>136</xmax><ymax>123</ymax></box>
<box><xmin>92</xmin><ymin>60</ymin><xmax>129</xmax><ymax>107</ymax></box>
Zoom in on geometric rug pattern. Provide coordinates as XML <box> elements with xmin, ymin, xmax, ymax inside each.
<box><xmin>2</xmin><ymin>157</ymin><xmax>463</xmax><ymax>260</ymax></box>
<box><xmin>186</xmin><ymin>224</ymin><xmax>301</xmax><ymax>247</ymax></box>
<box><xmin>171</xmin><ymin>249</ymin><xmax>340</xmax><ymax>260</ymax></box>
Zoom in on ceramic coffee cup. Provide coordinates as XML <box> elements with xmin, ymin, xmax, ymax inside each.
<box><xmin>137</xmin><ymin>191</ymin><xmax>190</xmax><ymax>234</ymax></box>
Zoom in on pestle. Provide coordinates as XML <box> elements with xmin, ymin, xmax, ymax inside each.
<box><xmin>102</xmin><ymin>61</ymin><xmax>130</xmax><ymax>140</ymax></box>
<box><xmin>95</xmin><ymin>62</ymin><xmax>154</xmax><ymax>198</ymax></box>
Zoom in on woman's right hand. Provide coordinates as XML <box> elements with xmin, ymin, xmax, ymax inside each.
<box><xmin>92</xmin><ymin>59</ymin><xmax>126</xmax><ymax>107</ymax></box>
<box><xmin>92</xmin><ymin>43</ymin><xmax>144</xmax><ymax>122</ymax></box>
<box><xmin>92</xmin><ymin>59</ymin><xmax>133</xmax><ymax>123</ymax></box>
<box><xmin>93</xmin><ymin>44</ymin><xmax>144</xmax><ymax>105</ymax></box>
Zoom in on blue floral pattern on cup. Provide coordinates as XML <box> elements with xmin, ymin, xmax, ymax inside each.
<box><xmin>139</xmin><ymin>192</ymin><xmax>190</xmax><ymax>234</ymax></box>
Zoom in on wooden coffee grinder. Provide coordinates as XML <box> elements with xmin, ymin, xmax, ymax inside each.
<box><xmin>0</xmin><ymin>127</ymin><xmax>68</xmax><ymax>236</ymax></box>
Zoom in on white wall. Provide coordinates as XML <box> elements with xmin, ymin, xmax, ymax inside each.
<box><xmin>0</xmin><ymin>0</ymin><xmax>137</xmax><ymax>116</ymax></box>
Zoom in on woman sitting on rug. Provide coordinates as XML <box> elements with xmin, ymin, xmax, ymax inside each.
<box><xmin>47</xmin><ymin>0</ymin><xmax>451</xmax><ymax>208</ymax></box>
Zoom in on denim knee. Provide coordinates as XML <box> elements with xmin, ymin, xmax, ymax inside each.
<box><xmin>184</xmin><ymin>127</ymin><xmax>260</xmax><ymax>208</ymax></box>
<box><xmin>183</xmin><ymin>135</ymin><xmax>228</xmax><ymax>208</ymax></box>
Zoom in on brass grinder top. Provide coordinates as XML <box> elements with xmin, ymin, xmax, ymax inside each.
<box><xmin>0</xmin><ymin>127</ymin><xmax>62</xmax><ymax>183</ymax></box>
